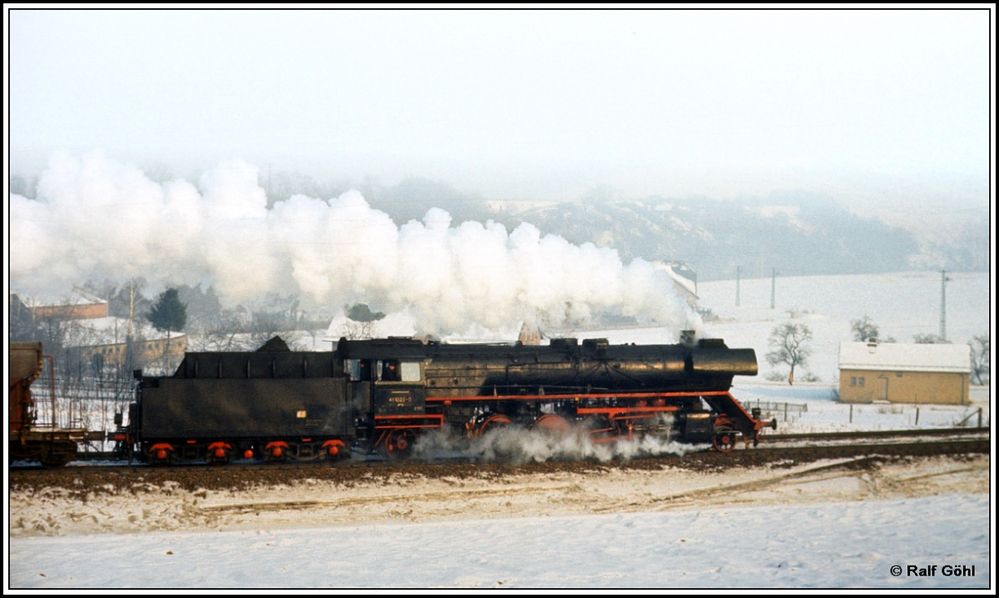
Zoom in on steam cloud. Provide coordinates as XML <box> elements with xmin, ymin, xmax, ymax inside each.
<box><xmin>412</xmin><ymin>423</ymin><xmax>707</xmax><ymax>464</ymax></box>
<box><xmin>11</xmin><ymin>153</ymin><xmax>700</xmax><ymax>336</ymax></box>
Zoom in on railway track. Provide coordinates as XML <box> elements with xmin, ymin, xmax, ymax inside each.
<box><xmin>55</xmin><ymin>426</ymin><xmax>989</xmax><ymax>464</ymax></box>
<box><xmin>9</xmin><ymin>428</ymin><xmax>990</xmax><ymax>494</ymax></box>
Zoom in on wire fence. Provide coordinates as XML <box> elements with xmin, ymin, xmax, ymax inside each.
<box><xmin>743</xmin><ymin>399</ymin><xmax>808</xmax><ymax>423</ymax></box>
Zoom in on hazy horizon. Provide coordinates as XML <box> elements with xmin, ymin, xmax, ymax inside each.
<box><xmin>9</xmin><ymin>9</ymin><xmax>991</xmax><ymax>209</ymax></box>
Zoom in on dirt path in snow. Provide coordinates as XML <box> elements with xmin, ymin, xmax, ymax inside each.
<box><xmin>9</xmin><ymin>453</ymin><xmax>988</xmax><ymax>538</ymax></box>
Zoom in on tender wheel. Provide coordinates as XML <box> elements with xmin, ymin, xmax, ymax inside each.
<box><xmin>207</xmin><ymin>441</ymin><xmax>233</xmax><ymax>465</ymax></box>
<box><xmin>322</xmin><ymin>439</ymin><xmax>348</xmax><ymax>461</ymax></box>
<box><xmin>264</xmin><ymin>441</ymin><xmax>290</xmax><ymax>462</ymax></box>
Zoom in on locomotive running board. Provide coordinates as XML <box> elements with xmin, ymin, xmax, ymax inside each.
<box><xmin>426</xmin><ymin>390</ymin><xmax>733</xmax><ymax>402</ymax></box>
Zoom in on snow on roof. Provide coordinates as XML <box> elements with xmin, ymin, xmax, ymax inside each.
<box><xmin>653</xmin><ymin>262</ymin><xmax>698</xmax><ymax>299</ymax></box>
<box><xmin>324</xmin><ymin>311</ymin><xmax>418</xmax><ymax>341</ymax></box>
<box><xmin>62</xmin><ymin>316</ymin><xmax>184</xmax><ymax>348</ymax></box>
<box><xmin>13</xmin><ymin>288</ymin><xmax>108</xmax><ymax>307</ymax></box>
<box><xmin>838</xmin><ymin>342</ymin><xmax>970</xmax><ymax>374</ymax></box>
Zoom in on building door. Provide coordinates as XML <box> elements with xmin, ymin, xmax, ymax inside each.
<box><xmin>877</xmin><ymin>377</ymin><xmax>889</xmax><ymax>402</ymax></box>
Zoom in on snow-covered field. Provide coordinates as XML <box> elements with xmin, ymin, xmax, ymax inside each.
<box><xmin>9</xmin><ymin>494</ymin><xmax>990</xmax><ymax>589</ymax></box>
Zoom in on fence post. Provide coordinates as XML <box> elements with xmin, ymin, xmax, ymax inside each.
<box><xmin>784</xmin><ymin>402</ymin><xmax>788</xmax><ymax>422</ymax></box>
<box><xmin>849</xmin><ymin>403</ymin><xmax>853</xmax><ymax>424</ymax></box>
<box><xmin>915</xmin><ymin>407</ymin><xmax>920</xmax><ymax>426</ymax></box>
<box><xmin>978</xmin><ymin>407</ymin><xmax>982</xmax><ymax>428</ymax></box>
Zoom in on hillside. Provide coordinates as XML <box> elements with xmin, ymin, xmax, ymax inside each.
<box><xmin>357</xmin><ymin>179</ymin><xmax>986</xmax><ymax>280</ymax></box>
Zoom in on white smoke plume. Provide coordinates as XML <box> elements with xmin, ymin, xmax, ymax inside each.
<box><xmin>11</xmin><ymin>153</ymin><xmax>701</xmax><ymax>336</ymax></box>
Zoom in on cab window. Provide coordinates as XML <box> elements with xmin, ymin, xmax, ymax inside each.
<box><xmin>381</xmin><ymin>359</ymin><xmax>400</xmax><ymax>381</ymax></box>
<box><xmin>400</xmin><ymin>361</ymin><xmax>421</xmax><ymax>382</ymax></box>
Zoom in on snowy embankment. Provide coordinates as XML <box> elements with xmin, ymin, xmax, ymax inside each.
<box><xmin>10</xmin><ymin>493</ymin><xmax>990</xmax><ymax>588</ymax></box>
<box><xmin>9</xmin><ymin>454</ymin><xmax>990</xmax><ymax>588</ymax></box>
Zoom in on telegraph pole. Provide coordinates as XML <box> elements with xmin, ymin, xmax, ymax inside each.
<box><xmin>736</xmin><ymin>266</ymin><xmax>741</xmax><ymax>307</ymax></box>
<box><xmin>940</xmin><ymin>269</ymin><xmax>949</xmax><ymax>341</ymax></box>
<box><xmin>770</xmin><ymin>268</ymin><xmax>777</xmax><ymax>309</ymax></box>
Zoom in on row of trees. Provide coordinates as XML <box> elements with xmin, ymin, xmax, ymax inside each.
<box><xmin>764</xmin><ymin>316</ymin><xmax>990</xmax><ymax>385</ymax></box>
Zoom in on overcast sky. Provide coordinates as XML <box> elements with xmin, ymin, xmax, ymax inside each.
<box><xmin>8</xmin><ymin>8</ymin><xmax>991</xmax><ymax>203</ymax></box>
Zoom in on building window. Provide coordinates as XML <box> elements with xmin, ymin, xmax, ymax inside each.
<box><xmin>850</xmin><ymin>376</ymin><xmax>856</xmax><ymax>386</ymax></box>
<box><xmin>859</xmin><ymin>377</ymin><xmax>865</xmax><ymax>387</ymax></box>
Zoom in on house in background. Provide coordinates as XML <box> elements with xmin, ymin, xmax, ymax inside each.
<box><xmin>838</xmin><ymin>341</ymin><xmax>970</xmax><ymax>405</ymax></box>
<box><xmin>62</xmin><ymin>316</ymin><xmax>188</xmax><ymax>373</ymax></box>
<box><xmin>11</xmin><ymin>289</ymin><xmax>108</xmax><ymax>320</ymax></box>
<box><xmin>12</xmin><ymin>290</ymin><xmax>185</xmax><ymax>374</ymax></box>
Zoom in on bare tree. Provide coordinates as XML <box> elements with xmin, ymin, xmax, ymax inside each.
<box><xmin>969</xmin><ymin>334</ymin><xmax>990</xmax><ymax>385</ymax></box>
<box><xmin>851</xmin><ymin>315</ymin><xmax>879</xmax><ymax>342</ymax></box>
<box><xmin>191</xmin><ymin>312</ymin><xmax>246</xmax><ymax>351</ymax></box>
<box><xmin>340</xmin><ymin>319</ymin><xmax>377</xmax><ymax>340</ymax></box>
<box><xmin>766</xmin><ymin>322</ymin><xmax>812</xmax><ymax>385</ymax></box>
<box><xmin>913</xmin><ymin>333</ymin><xmax>947</xmax><ymax>344</ymax></box>
<box><xmin>248</xmin><ymin>312</ymin><xmax>289</xmax><ymax>349</ymax></box>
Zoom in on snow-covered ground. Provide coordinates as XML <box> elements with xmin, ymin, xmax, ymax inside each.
<box><xmin>9</xmin><ymin>455</ymin><xmax>991</xmax><ymax>588</ymax></box>
<box><xmin>9</xmin><ymin>494</ymin><xmax>990</xmax><ymax>588</ymax></box>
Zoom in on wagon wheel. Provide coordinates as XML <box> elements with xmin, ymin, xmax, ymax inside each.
<box><xmin>712</xmin><ymin>432</ymin><xmax>736</xmax><ymax>453</ymax></box>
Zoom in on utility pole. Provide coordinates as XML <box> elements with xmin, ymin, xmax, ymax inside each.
<box><xmin>127</xmin><ymin>281</ymin><xmax>136</xmax><ymax>374</ymax></box>
<box><xmin>736</xmin><ymin>266</ymin><xmax>741</xmax><ymax>307</ymax></box>
<box><xmin>940</xmin><ymin>269</ymin><xmax>949</xmax><ymax>341</ymax></box>
<box><xmin>127</xmin><ymin>282</ymin><xmax>136</xmax><ymax>338</ymax></box>
<box><xmin>770</xmin><ymin>268</ymin><xmax>777</xmax><ymax>310</ymax></box>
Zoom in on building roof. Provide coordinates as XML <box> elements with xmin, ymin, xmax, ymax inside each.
<box><xmin>652</xmin><ymin>262</ymin><xmax>698</xmax><ymax>300</ymax></box>
<box><xmin>838</xmin><ymin>342</ymin><xmax>970</xmax><ymax>374</ymax></box>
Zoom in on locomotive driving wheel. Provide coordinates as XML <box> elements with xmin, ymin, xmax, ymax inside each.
<box><xmin>474</xmin><ymin>414</ymin><xmax>512</xmax><ymax>437</ymax></box>
<box><xmin>533</xmin><ymin>414</ymin><xmax>572</xmax><ymax>435</ymax></box>
<box><xmin>385</xmin><ymin>430</ymin><xmax>415</xmax><ymax>459</ymax></box>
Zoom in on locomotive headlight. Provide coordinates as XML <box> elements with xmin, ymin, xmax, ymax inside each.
<box><xmin>296</xmin><ymin>410</ymin><xmax>307</xmax><ymax>419</ymax></box>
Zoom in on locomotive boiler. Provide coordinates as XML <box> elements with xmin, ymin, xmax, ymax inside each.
<box><xmin>121</xmin><ymin>334</ymin><xmax>774</xmax><ymax>464</ymax></box>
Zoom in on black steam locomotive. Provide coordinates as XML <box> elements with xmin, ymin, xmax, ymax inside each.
<box><xmin>117</xmin><ymin>334</ymin><xmax>774</xmax><ymax>463</ymax></box>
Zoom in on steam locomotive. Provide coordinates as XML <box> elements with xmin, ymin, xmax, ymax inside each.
<box><xmin>115</xmin><ymin>334</ymin><xmax>775</xmax><ymax>464</ymax></box>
